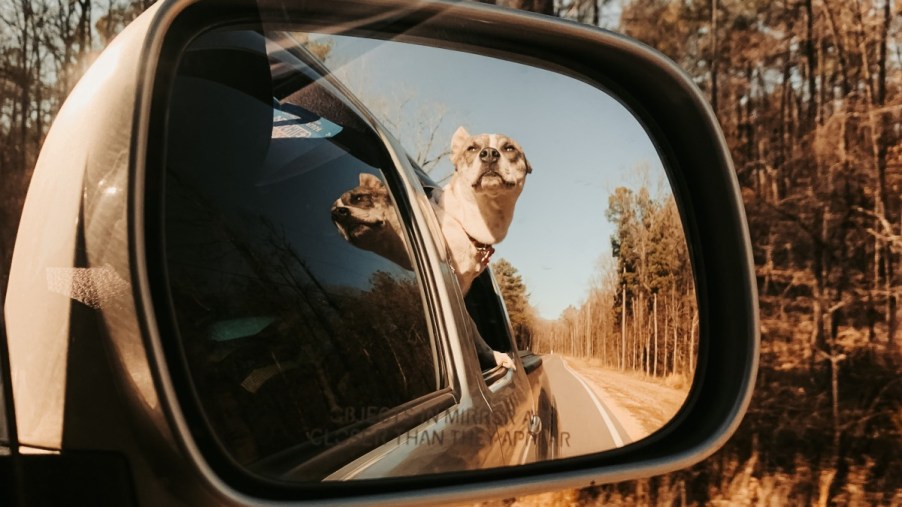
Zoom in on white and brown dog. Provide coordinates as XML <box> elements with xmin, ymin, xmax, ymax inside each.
<box><xmin>431</xmin><ymin>126</ymin><xmax>532</xmax><ymax>294</ymax></box>
<box><xmin>431</xmin><ymin>127</ymin><xmax>531</xmax><ymax>371</ymax></box>
<box><xmin>330</xmin><ymin>128</ymin><xmax>531</xmax><ymax>371</ymax></box>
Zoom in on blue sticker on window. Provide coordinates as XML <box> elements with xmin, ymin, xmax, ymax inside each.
<box><xmin>272</xmin><ymin>103</ymin><xmax>343</xmax><ymax>139</ymax></box>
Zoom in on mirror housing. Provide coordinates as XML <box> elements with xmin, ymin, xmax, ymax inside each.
<box><xmin>4</xmin><ymin>0</ymin><xmax>758</xmax><ymax>504</ymax></box>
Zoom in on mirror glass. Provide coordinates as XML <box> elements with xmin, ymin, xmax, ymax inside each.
<box><xmin>161</xmin><ymin>23</ymin><xmax>696</xmax><ymax>482</ymax></box>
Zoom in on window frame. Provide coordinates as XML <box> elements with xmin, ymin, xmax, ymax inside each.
<box><xmin>0</xmin><ymin>286</ymin><xmax>13</xmax><ymax>454</ymax></box>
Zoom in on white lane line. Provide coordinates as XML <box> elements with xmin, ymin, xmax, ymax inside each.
<box><xmin>560</xmin><ymin>358</ymin><xmax>625</xmax><ymax>448</ymax></box>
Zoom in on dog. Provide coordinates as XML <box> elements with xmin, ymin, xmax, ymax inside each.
<box><xmin>329</xmin><ymin>127</ymin><xmax>530</xmax><ymax>371</ymax></box>
<box><xmin>430</xmin><ymin>127</ymin><xmax>532</xmax><ymax>371</ymax></box>
<box><xmin>330</xmin><ymin>172</ymin><xmax>412</xmax><ymax>270</ymax></box>
<box><xmin>430</xmin><ymin>126</ymin><xmax>532</xmax><ymax>295</ymax></box>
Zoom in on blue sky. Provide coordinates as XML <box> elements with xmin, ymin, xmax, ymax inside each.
<box><xmin>312</xmin><ymin>34</ymin><xmax>669</xmax><ymax>319</ymax></box>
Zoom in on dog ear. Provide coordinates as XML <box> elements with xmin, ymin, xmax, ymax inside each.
<box><xmin>358</xmin><ymin>172</ymin><xmax>383</xmax><ymax>188</ymax></box>
<box><xmin>451</xmin><ymin>126</ymin><xmax>470</xmax><ymax>167</ymax></box>
<box><xmin>525</xmin><ymin>156</ymin><xmax>533</xmax><ymax>174</ymax></box>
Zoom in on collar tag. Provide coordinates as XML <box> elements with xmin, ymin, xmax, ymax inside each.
<box><xmin>467</xmin><ymin>235</ymin><xmax>495</xmax><ymax>267</ymax></box>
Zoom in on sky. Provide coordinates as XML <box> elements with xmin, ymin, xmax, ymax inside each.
<box><xmin>307</xmin><ymin>33</ymin><xmax>671</xmax><ymax>319</ymax></box>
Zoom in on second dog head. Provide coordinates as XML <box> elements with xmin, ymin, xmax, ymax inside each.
<box><xmin>331</xmin><ymin>173</ymin><xmax>411</xmax><ymax>270</ymax></box>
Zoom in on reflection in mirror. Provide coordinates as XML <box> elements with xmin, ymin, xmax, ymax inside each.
<box><xmin>161</xmin><ymin>24</ymin><xmax>696</xmax><ymax>483</ymax></box>
<box><xmin>314</xmin><ymin>31</ymin><xmax>697</xmax><ymax>458</ymax></box>
<box><xmin>331</xmin><ymin>173</ymin><xmax>412</xmax><ymax>270</ymax></box>
<box><xmin>330</xmin><ymin>169</ymin><xmax>518</xmax><ymax>372</ymax></box>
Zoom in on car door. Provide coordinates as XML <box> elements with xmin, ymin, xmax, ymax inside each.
<box><xmin>461</xmin><ymin>270</ymin><xmax>538</xmax><ymax>466</ymax></box>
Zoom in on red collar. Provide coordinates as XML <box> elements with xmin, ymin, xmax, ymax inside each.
<box><xmin>468</xmin><ymin>235</ymin><xmax>495</xmax><ymax>267</ymax></box>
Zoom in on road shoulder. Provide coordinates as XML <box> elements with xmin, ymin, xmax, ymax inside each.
<box><xmin>559</xmin><ymin>355</ymin><xmax>689</xmax><ymax>441</ymax></box>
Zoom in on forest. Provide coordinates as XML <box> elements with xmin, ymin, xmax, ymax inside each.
<box><xmin>494</xmin><ymin>184</ymin><xmax>698</xmax><ymax>384</ymax></box>
<box><xmin>503</xmin><ymin>0</ymin><xmax>902</xmax><ymax>503</ymax></box>
<box><xmin>2</xmin><ymin>0</ymin><xmax>901</xmax><ymax>504</ymax></box>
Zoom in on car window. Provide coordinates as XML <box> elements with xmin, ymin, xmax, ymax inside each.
<box><xmin>465</xmin><ymin>271</ymin><xmax>518</xmax><ymax>377</ymax></box>
<box><xmin>415</xmin><ymin>174</ymin><xmax>516</xmax><ymax>374</ymax></box>
<box><xmin>466</xmin><ymin>273</ymin><xmax>515</xmax><ymax>354</ymax></box>
<box><xmin>161</xmin><ymin>28</ymin><xmax>442</xmax><ymax>471</ymax></box>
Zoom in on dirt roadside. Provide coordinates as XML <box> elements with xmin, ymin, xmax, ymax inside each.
<box><xmin>559</xmin><ymin>355</ymin><xmax>689</xmax><ymax>443</ymax></box>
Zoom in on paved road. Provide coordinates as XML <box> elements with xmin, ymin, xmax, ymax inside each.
<box><xmin>543</xmin><ymin>354</ymin><xmax>631</xmax><ymax>458</ymax></box>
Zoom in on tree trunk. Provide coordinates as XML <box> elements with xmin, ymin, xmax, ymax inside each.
<box><xmin>664</xmin><ymin>295</ymin><xmax>670</xmax><ymax>376</ymax></box>
<box><xmin>804</xmin><ymin>0</ymin><xmax>817</xmax><ymax>127</ymax></box>
<box><xmin>653</xmin><ymin>292</ymin><xmax>658</xmax><ymax>377</ymax></box>
<box><xmin>640</xmin><ymin>291</ymin><xmax>647</xmax><ymax>374</ymax></box>
<box><xmin>875</xmin><ymin>0</ymin><xmax>894</xmax><ymax>343</ymax></box>
<box><xmin>585</xmin><ymin>297</ymin><xmax>592</xmax><ymax>357</ymax></box>
<box><xmin>821</xmin><ymin>0</ymin><xmax>851</xmax><ymax>95</ymax></box>
<box><xmin>709</xmin><ymin>0</ymin><xmax>718</xmax><ymax>112</ymax></box>
<box><xmin>621</xmin><ymin>282</ymin><xmax>627</xmax><ymax>370</ymax></box>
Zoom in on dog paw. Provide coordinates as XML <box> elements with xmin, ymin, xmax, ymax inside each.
<box><xmin>493</xmin><ymin>350</ymin><xmax>516</xmax><ymax>370</ymax></box>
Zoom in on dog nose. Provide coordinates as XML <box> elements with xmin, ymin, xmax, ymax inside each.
<box><xmin>332</xmin><ymin>206</ymin><xmax>349</xmax><ymax>218</ymax></box>
<box><xmin>480</xmin><ymin>147</ymin><xmax>499</xmax><ymax>163</ymax></box>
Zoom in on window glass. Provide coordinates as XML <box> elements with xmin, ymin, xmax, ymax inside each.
<box><xmin>465</xmin><ymin>272</ymin><xmax>516</xmax><ymax>355</ymax></box>
<box><xmin>162</xmin><ymin>28</ymin><xmax>439</xmax><ymax>469</ymax></box>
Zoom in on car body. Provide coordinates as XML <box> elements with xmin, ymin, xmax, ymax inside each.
<box><xmin>0</xmin><ymin>0</ymin><xmax>757</xmax><ymax>505</ymax></box>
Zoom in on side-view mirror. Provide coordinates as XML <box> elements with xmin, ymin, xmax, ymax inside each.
<box><xmin>3</xmin><ymin>0</ymin><xmax>758</xmax><ymax>504</ymax></box>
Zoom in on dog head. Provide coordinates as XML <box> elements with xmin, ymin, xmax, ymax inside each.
<box><xmin>331</xmin><ymin>173</ymin><xmax>411</xmax><ymax>269</ymax></box>
<box><xmin>450</xmin><ymin>126</ymin><xmax>532</xmax><ymax>194</ymax></box>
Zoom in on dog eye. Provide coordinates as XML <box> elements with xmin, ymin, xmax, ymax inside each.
<box><xmin>466</xmin><ymin>145</ymin><xmax>478</xmax><ymax>152</ymax></box>
<box><xmin>503</xmin><ymin>145</ymin><xmax>516</xmax><ymax>152</ymax></box>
